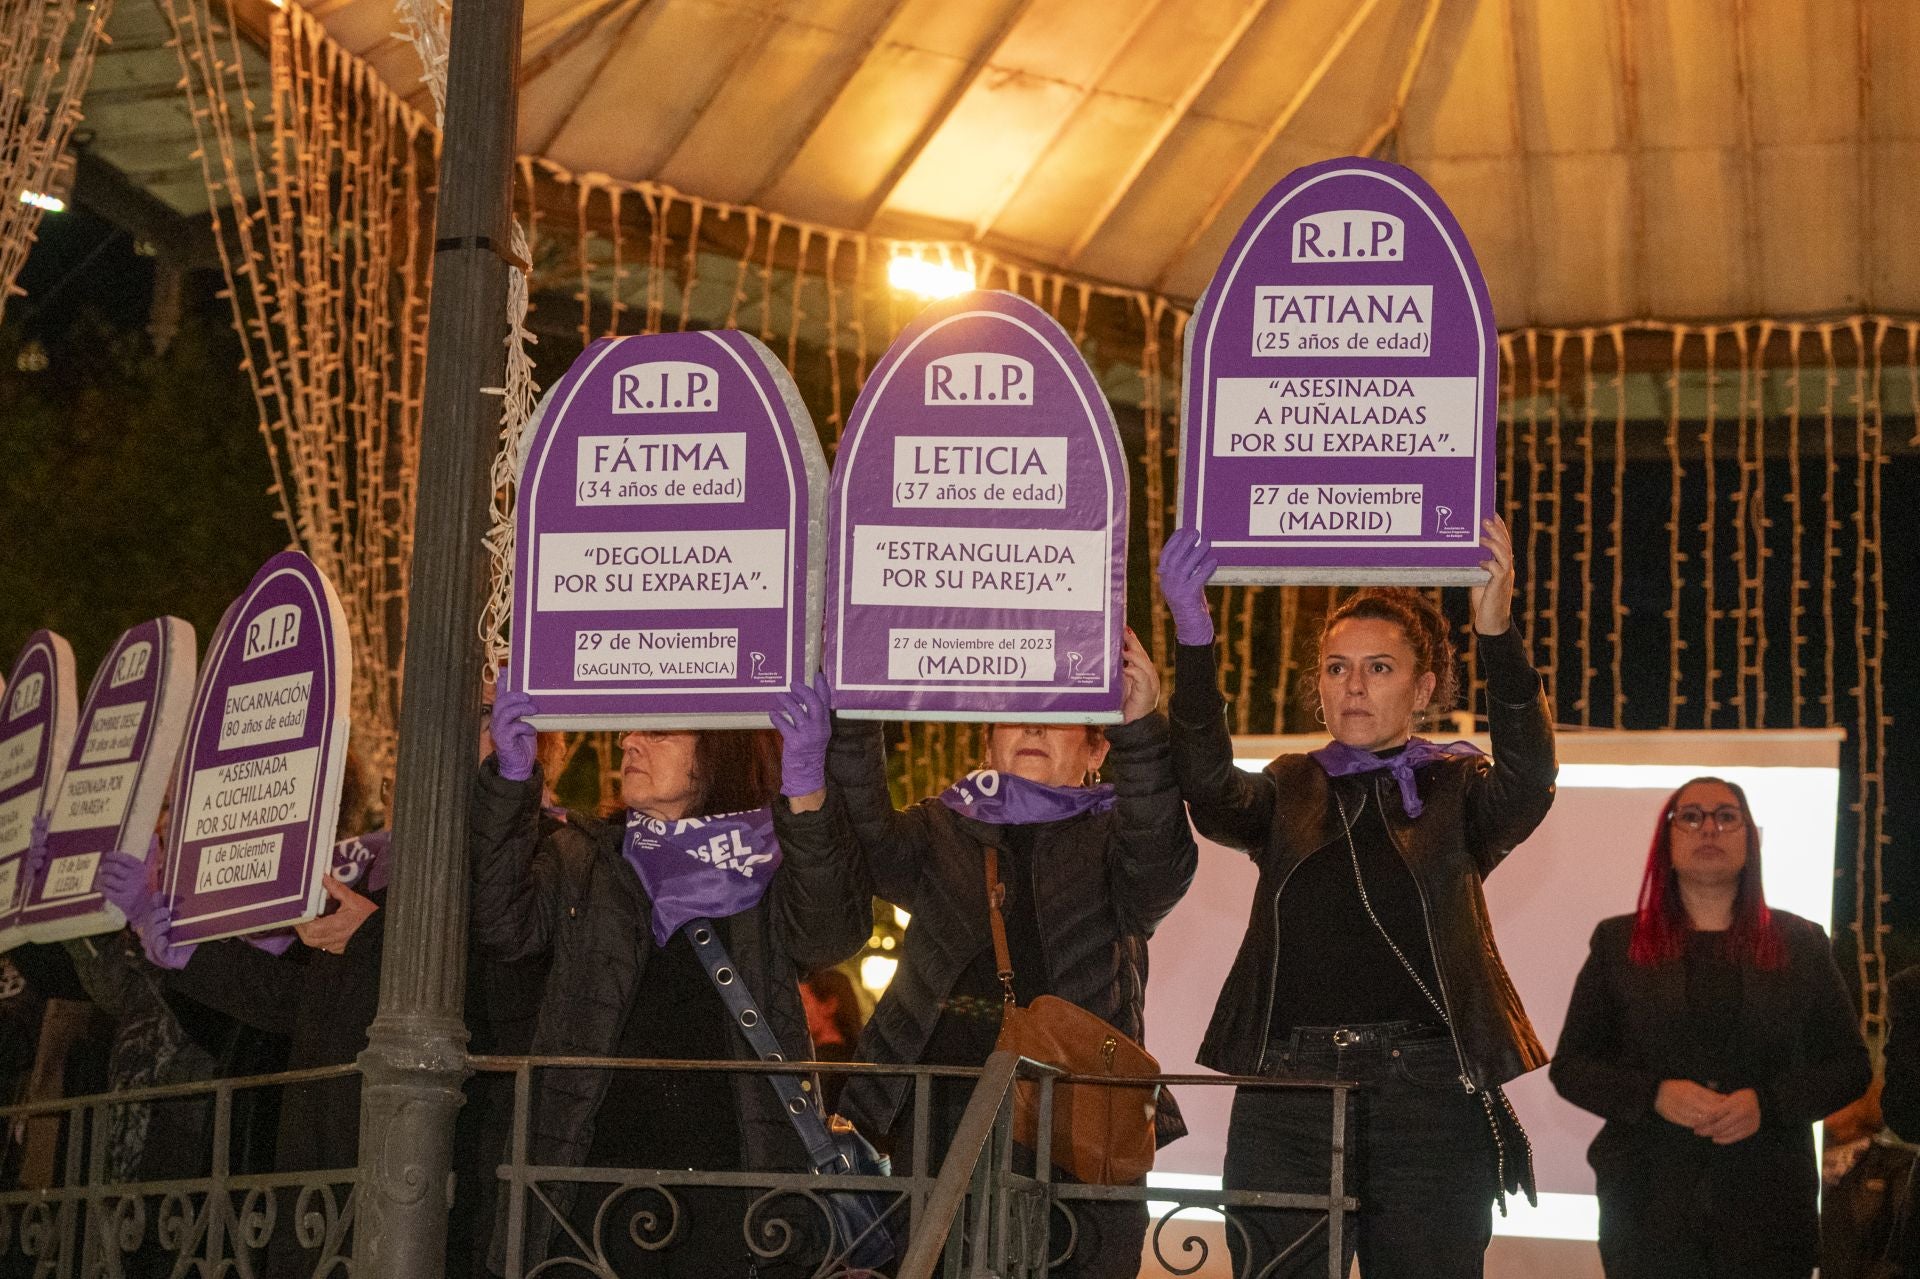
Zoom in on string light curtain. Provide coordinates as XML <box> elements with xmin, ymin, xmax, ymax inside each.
<box><xmin>155</xmin><ymin>6</ymin><xmax>1902</xmax><ymax>1028</ymax></box>
<box><xmin>0</xmin><ymin>0</ymin><xmax>115</xmax><ymax>324</ymax></box>
<box><xmin>157</xmin><ymin>0</ymin><xmax>435</xmax><ymax>789</ymax></box>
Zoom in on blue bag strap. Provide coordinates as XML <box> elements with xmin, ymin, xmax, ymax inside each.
<box><xmin>682</xmin><ymin>917</ymin><xmax>847</xmax><ymax>1174</ymax></box>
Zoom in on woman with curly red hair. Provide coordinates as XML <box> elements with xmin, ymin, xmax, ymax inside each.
<box><xmin>1551</xmin><ymin>777</ymin><xmax>1869</xmax><ymax>1278</ymax></box>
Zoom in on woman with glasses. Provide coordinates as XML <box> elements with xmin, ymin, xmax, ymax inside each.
<box><xmin>1551</xmin><ymin>777</ymin><xmax>1870</xmax><ymax>1279</ymax></box>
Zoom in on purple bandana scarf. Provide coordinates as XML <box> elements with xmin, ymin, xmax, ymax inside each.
<box><xmin>622</xmin><ymin>808</ymin><xmax>782</xmax><ymax>947</ymax></box>
<box><xmin>245</xmin><ymin>829</ymin><xmax>393</xmax><ymax>956</ymax></box>
<box><xmin>937</xmin><ymin>769</ymin><xmax>1117</xmax><ymax>826</ymax></box>
<box><xmin>1308</xmin><ymin>738</ymin><xmax>1485</xmax><ymax>819</ymax></box>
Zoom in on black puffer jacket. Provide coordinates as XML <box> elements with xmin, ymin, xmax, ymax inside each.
<box><xmin>1169</xmin><ymin>627</ymin><xmax>1557</xmax><ymax>1088</ymax></box>
<box><xmin>467</xmin><ymin>760</ymin><xmax>871</xmax><ymax>1269</ymax></box>
<box><xmin>830</xmin><ymin>714</ymin><xmax>1196</xmax><ymax>1146</ymax></box>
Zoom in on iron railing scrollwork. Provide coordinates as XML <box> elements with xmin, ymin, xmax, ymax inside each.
<box><xmin>0</xmin><ymin>1065</ymin><xmax>359</xmax><ymax>1279</ymax></box>
<box><xmin>5</xmin><ymin>1054</ymin><xmax>1356</xmax><ymax>1278</ymax></box>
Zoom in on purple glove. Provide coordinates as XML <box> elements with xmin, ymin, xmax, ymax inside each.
<box><xmin>245</xmin><ymin>930</ymin><xmax>297</xmax><ymax>957</ymax></box>
<box><xmin>490</xmin><ymin>664</ymin><xmax>539</xmax><ymax>782</ymax></box>
<box><xmin>771</xmin><ymin>674</ymin><xmax>831</xmax><ymax>798</ymax></box>
<box><xmin>21</xmin><ymin>813</ymin><xmax>51</xmax><ymax>888</ymax></box>
<box><xmin>95</xmin><ymin>841</ymin><xmax>160</xmax><ymax>924</ymax></box>
<box><xmin>137</xmin><ymin>901</ymin><xmax>197</xmax><ymax>971</ymax></box>
<box><xmin>1158</xmin><ymin>528</ymin><xmax>1219</xmax><ymax>647</ymax></box>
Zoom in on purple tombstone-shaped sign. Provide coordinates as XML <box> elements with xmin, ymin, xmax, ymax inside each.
<box><xmin>827</xmin><ymin>291</ymin><xmax>1128</xmax><ymax>723</ymax></box>
<box><xmin>1180</xmin><ymin>157</ymin><xmax>1497</xmax><ymax>583</ymax></box>
<box><xmin>513</xmin><ymin>330</ymin><xmax>828</xmax><ymax>729</ymax></box>
<box><xmin>162</xmin><ymin>552</ymin><xmax>353</xmax><ymax>944</ymax></box>
<box><xmin>0</xmin><ymin>631</ymin><xmax>78</xmax><ymax>949</ymax></box>
<box><xmin>19</xmin><ymin>618</ymin><xmax>197</xmax><ymax>942</ymax></box>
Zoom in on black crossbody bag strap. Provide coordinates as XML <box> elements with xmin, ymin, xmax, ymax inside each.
<box><xmin>682</xmin><ymin>917</ymin><xmax>846</xmax><ymax>1173</ymax></box>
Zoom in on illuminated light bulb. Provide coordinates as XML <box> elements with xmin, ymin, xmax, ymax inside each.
<box><xmin>888</xmin><ymin>255</ymin><xmax>974</xmax><ymax>300</ymax></box>
<box><xmin>19</xmin><ymin>190</ymin><xmax>65</xmax><ymax>213</ymax></box>
<box><xmin>859</xmin><ymin>954</ymin><xmax>898</xmax><ymax>995</ymax></box>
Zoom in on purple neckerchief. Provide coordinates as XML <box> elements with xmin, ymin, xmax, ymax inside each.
<box><xmin>622</xmin><ymin>808</ymin><xmax>782</xmax><ymax>948</ymax></box>
<box><xmin>937</xmin><ymin>769</ymin><xmax>1116</xmax><ymax>826</ymax></box>
<box><xmin>331</xmin><ymin>828</ymin><xmax>391</xmax><ymax>894</ymax></box>
<box><xmin>244</xmin><ymin>830</ymin><xmax>392</xmax><ymax>956</ymax></box>
<box><xmin>1309</xmin><ymin>737</ymin><xmax>1485</xmax><ymax>818</ymax></box>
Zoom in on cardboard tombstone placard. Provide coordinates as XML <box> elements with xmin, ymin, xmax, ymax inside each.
<box><xmin>1180</xmin><ymin>156</ymin><xmax>1498</xmax><ymax>584</ymax></box>
<box><xmin>512</xmin><ymin>330</ymin><xmax>828</xmax><ymax>728</ymax></box>
<box><xmin>20</xmin><ymin>618</ymin><xmax>197</xmax><ymax>942</ymax></box>
<box><xmin>826</xmin><ymin>290</ymin><xmax>1128</xmax><ymax>722</ymax></box>
<box><xmin>0</xmin><ymin>632</ymin><xmax>77</xmax><ymax>949</ymax></box>
<box><xmin>162</xmin><ymin>552</ymin><xmax>353</xmax><ymax>945</ymax></box>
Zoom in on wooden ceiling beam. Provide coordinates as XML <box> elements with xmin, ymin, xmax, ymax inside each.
<box><xmin>1060</xmin><ymin>0</ymin><xmax>1272</xmax><ymax>269</ymax></box>
<box><xmin>853</xmin><ymin>0</ymin><xmax>1042</xmax><ymax>233</ymax></box>
<box><xmin>651</xmin><ymin>4</ymin><xmax>787</xmax><ymax>178</ymax></box>
<box><xmin>1151</xmin><ymin>0</ymin><xmax>1384</xmax><ymax>292</ymax></box>
<box><xmin>741</xmin><ymin>0</ymin><xmax>914</xmax><ymax>208</ymax></box>
<box><xmin>965</xmin><ymin>0</ymin><xmax>1166</xmax><ymax>243</ymax></box>
<box><xmin>531</xmin><ymin>0</ymin><xmax>658</xmax><ymax>156</ymax></box>
<box><xmin>517</xmin><ymin>0</ymin><xmax>637</xmax><ymax>88</ymax></box>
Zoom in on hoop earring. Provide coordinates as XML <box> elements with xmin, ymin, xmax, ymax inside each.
<box><xmin>1313</xmin><ymin>704</ymin><xmax>1326</xmax><ymax>727</ymax></box>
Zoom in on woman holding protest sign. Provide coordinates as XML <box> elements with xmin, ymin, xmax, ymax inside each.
<box><xmin>1159</xmin><ymin>514</ymin><xmax>1557</xmax><ymax>1279</ymax></box>
<box><xmin>469</xmin><ymin>671</ymin><xmax>870</xmax><ymax>1277</ymax></box>
<box><xmin>826</xmin><ymin>628</ymin><xmax>1197</xmax><ymax>1279</ymax></box>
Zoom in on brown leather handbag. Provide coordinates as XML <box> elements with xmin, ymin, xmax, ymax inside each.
<box><xmin>984</xmin><ymin>849</ymin><xmax>1161</xmax><ymax>1185</ymax></box>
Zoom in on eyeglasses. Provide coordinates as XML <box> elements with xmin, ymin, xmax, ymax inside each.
<box><xmin>1669</xmin><ymin>805</ymin><xmax>1745</xmax><ymax>834</ymax></box>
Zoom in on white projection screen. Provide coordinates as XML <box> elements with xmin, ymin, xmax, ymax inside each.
<box><xmin>1138</xmin><ymin>729</ymin><xmax>1843</xmax><ymax>1279</ymax></box>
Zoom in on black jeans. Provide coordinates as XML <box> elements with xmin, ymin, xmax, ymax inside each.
<box><xmin>1223</xmin><ymin>1022</ymin><xmax>1497</xmax><ymax>1279</ymax></box>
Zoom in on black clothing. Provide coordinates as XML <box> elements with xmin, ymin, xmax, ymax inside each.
<box><xmin>452</xmin><ymin>808</ymin><xmax>595</xmax><ymax>1279</ymax></box>
<box><xmin>1684</xmin><ymin>933</ymin><xmax>1742</xmax><ymax>1083</ymax></box>
<box><xmin>1880</xmin><ymin>965</ymin><xmax>1920</xmax><ymax>1143</ymax></box>
<box><xmin>1225</xmin><ymin>1028</ymin><xmax>1498</xmax><ymax>1279</ymax></box>
<box><xmin>1550</xmin><ymin>911</ymin><xmax>1871</xmax><ymax>1278</ymax></box>
<box><xmin>1269</xmin><ymin>782</ymin><xmax>1439</xmax><ymax>1030</ymax></box>
<box><xmin>827</xmin><ymin>712</ymin><xmax>1196</xmax><ymax>1150</ymax></box>
<box><xmin>587</xmin><ymin>927</ymin><xmax>739</xmax><ymax>1172</ymax></box>
<box><xmin>166</xmin><ymin>890</ymin><xmax>387</xmax><ymax>1176</ymax></box>
<box><xmin>466</xmin><ymin>759</ymin><xmax>870</xmax><ymax>1272</ymax></box>
<box><xmin>1167</xmin><ymin>623</ymin><xmax>1557</xmax><ymax>1090</ymax></box>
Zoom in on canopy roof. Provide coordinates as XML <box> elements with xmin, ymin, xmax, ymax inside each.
<box><xmin>85</xmin><ymin>0</ymin><xmax>1920</xmax><ymax>327</ymax></box>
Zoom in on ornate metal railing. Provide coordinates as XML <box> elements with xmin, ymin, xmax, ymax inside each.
<box><xmin>3</xmin><ymin>1055</ymin><xmax>1354</xmax><ymax>1279</ymax></box>
<box><xmin>0</xmin><ymin>1063</ymin><xmax>359</xmax><ymax>1278</ymax></box>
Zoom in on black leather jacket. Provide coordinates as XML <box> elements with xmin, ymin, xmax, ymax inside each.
<box><xmin>828</xmin><ymin>714</ymin><xmax>1197</xmax><ymax>1146</ymax></box>
<box><xmin>1168</xmin><ymin>628</ymin><xmax>1557</xmax><ymax>1089</ymax></box>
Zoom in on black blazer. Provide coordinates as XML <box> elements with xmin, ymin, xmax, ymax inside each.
<box><xmin>1881</xmin><ymin>964</ymin><xmax>1920</xmax><ymax>1142</ymax></box>
<box><xmin>1551</xmin><ymin>909</ymin><xmax>1868</xmax><ymax>1267</ymax></box>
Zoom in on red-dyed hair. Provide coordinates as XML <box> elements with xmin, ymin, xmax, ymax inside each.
<box><xmin>1628</xmin><ymin>776</ymin><xmax>1785</xmax><ymax>970</ymax></box>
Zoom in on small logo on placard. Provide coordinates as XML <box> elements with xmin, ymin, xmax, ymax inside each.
<box><xmin>1292</xmin><ymin>210</ymin><xmax>1404</xmax><ymax>263</ymax></box>
<box><xmin>925</xmin><ymin>354</ymin><xmax>1033</xmax><ymax>406</ymax></box>
<box><xmin>748</xmin><ymin>653</ymin><xmax>782</xmax><ymax>685</ymax></box>
<box><xmin>244</xmin><ymin>605</ymin><xmax>301</xmax><ymax>661</ymax></box>
<box><xmin>1064</xmin><ymin>653</ymin><xmax>1100</xmax><ymax>686</ymax></box>
<box><xmin>1433</xmin><ymin>506</ymin><xmax>1470</xmax><ymax>537</ymax></box>
<box><xmin>111</xmin><ymin>642</ymin><xmax>153</xmax><ymax>688</ymax></box>
<box><xmin>612</xmin><ymin>361</ymin><xmax>718</xmax><ymax>414</ymax></box>
<box><xmin>9</xmin><ymin>672</ymin><xmax>44</xmax><ymax>718</ymax></box>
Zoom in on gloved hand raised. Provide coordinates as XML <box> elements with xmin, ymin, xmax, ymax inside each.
<box><xmin>1158</xmin><ymin>528</ymin><xmax>1219</xmax><ymax>647</ymax></box>
<box><xmin>95</xmin><ymin>837</ymin><xmax>160</xmax><ymax>925</ymax></box>
<box><xmin>490</xmin><ymin>665</ymin><xmax>540</xmax><ymax>783</ymax></box>
<box><xmin>771</xmin><ymin>674</ymin><xmax>832</xmax><ymax>799</ymax></box>
<box><xmin>20</xmin><ymin>813</ymin><xmax>51</xmax><ymax>891</ymax></box>
<box><xmin>137</xmin><ymin>900</ymin><xmax>197</xmax><ymax>972</ymax></box>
